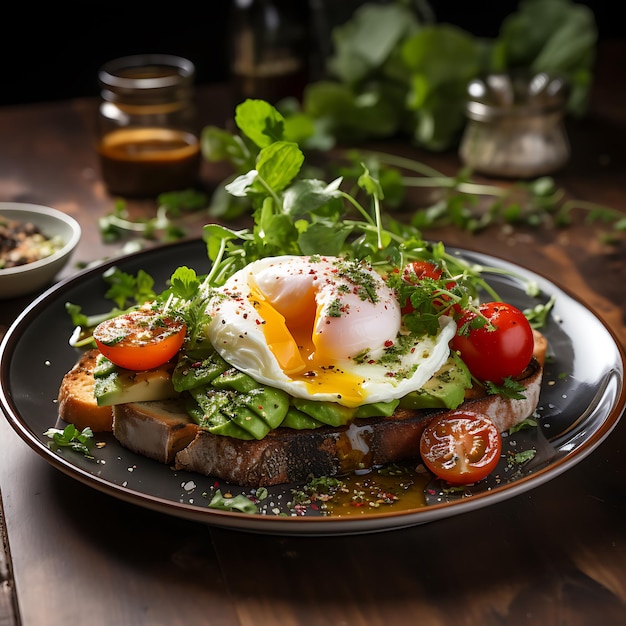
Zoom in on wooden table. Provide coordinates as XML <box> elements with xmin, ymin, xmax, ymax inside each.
<box><xmin>1</xmin><ymin>41</ymin><xmax>625</xmax><ymax>626</ymax></box>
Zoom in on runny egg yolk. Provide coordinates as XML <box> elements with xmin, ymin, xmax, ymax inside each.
<box><xmin>206</xmin><ymin>255</ymin><xmax>453</xmax><ymax>409</ymax></box>
<box><xmin>249</xmin><ymin>282</ymin><xmax>367</xmax><ymax>405</ymax></box>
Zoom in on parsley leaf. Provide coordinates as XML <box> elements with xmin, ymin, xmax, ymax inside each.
<box><xmin>44</xmin><ymin>424</ymin><xmax>95</xmax><ymax>459</ymax></box>
<box><xmin>485</xmin><ymin>377</ymin><xmax>527</xmax><ymax>399</ymax></box>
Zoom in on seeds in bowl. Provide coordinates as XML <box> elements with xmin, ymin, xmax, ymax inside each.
<box><xmin>0</xmin><ymin>215</ymin><xmax>64</xmax><ymax>269</ymax></box>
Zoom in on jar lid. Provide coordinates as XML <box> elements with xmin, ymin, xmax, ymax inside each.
<box><xmin>465</xmin><ymin>72</ymin><xmax>569</xmax><ymax>120</ymax></box>
<box><xmin>99</xmin><ymin>54</ymin><xmax>195</xmax><ymax>92</ymax></box>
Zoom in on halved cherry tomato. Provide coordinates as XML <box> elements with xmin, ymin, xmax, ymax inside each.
<box><xmin>400</xmin><ymin>261</ymin><xmax>461</xmax><ymax>317</ymax></box>
<box><xmin>451</xmin><ymin>301</ymin><xmax>534</xmax><ymax>385</ymax></box>
<box><xmin>420</xmin><ymin>410</ymin><xmax>502</xmax><ymax>485</ymax></box>
<box><xmin>93</xmin><ymin>308</ymin><xmax>186</xmax><ymax>371</ymax></box>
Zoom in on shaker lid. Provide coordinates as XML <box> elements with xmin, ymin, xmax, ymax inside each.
<box><xmin>465</xmin><ymin>72</ymin><xmax>569</xmax><ymax>120</ymax></box>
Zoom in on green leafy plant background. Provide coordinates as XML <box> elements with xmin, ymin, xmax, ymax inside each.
<box><xmin>300</xmin><ymin>0</ymin><xmax>597</xmax><ymax>151</ymax></box>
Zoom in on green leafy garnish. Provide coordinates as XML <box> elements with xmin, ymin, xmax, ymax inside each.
<box><xmin>199</xmin><ymin>99</ymin><xmax>529</xmax><ymax>313</ymax></box>
<box><xmin>524</xmin><ymin>295</ymin><xmax>557</xmax><ymax>330</ymax></box>
<box><xmin>508</xmin><ymin>449</ymin><xmax>538</xmax><ymax>466</ymax></box>
<box><xmin>206</xmin><ymin>489</ymin><xmax>258</xmax><ymax>514</ymax></box>
<box><xmin>99</xmin><ymin>190</ymin><xmax>208</xmax><ymax>243</ymax></box>
<box><xmin>102</xmin><ymin>267</ymin><xmax>156</xmax><ymax>310</ymax></box>
<box><xmin>44</xmin><ymin>424</ymin><xmax>95</xmax><ymax>459</ymax></box>
<box><xmin>509</xmin><ymin>417</ymin><xmax>539</xmax><ymax>434</ymax></box>
<box><xmin>484</xmin><ymin>377</ymin><xmax>528</xmax><ymax>400</ymax></box>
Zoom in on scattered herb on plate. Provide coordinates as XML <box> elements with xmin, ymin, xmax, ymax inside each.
<box><xmin>44</xmin><ymin>424</ymin><xmax>95</xmax><ymax>459</ymax></box>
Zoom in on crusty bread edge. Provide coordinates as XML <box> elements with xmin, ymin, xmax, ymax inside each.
<box><xmin>57</xmin><ymin>349</ymin><xmax>114</xmax><ymax>432</ymax></box>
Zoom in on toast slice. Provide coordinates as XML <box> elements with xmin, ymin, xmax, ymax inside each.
<box><xmin>60</xmin><ymin>334</ymin><xmax>546</xmax><ymax>486</ymax></box>
<box><xmin>57</xmin><ymin>349</ymin><xmax>114</xmax><ymax>432</ymax></box>
<box><xmin>113</xmin><ymin>400</ymin><xmax>199</xmax><ymax>464</ymax></box>
<box><xmin>110</xmin><ymin>357</ymin><xmax>542</xmax><ymax>487</ymax></box>
<box><xmin>172</xmin><ymin>358</ymin><xmax>542</xmax><ymax>486</ymax></box>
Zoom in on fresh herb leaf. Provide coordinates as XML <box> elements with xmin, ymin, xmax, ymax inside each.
<box><xmin>102</xmin><ymin>267</ymin><xmax>155</xmax><ymax>310</ymax></box>
<box><xmin>327</xmin><ymin>2</ymin><xmax>421</xmax><ymax>84</ymax></box>
<box><xmin>485</xmin><ymin>377</ymin><xmax>528</xmax><ymax>399</ymax></box>
<box><xmin>524</xmin><ymin>295</ymin><xmax>557</xmax><ymax>329</ymax></box>
<box><xmin>168</xmin><ymin>266</ymin><xmax>202</xmax><ymax>301</ymax></box>
<box><xmin>207</xmin><ymin>489</ymin><xmax>258</xmax><ymax>514</ymax></box>
<box><xmin>508</xmin><ymin>449</ymin><xmax>538</xmax><ymax>466</ymax></box>
<box><xmin>44</xmin><ymin>424</ymin><xmax>95</xmax><ymax>459</ymax></box>
<box><xmin>509</xmin><ymin>417</ymin><xmax>538</xmax><ymax>434</ymax></box>
<box><xmin>235</xmin><ymin>98</ymin><xmax>286</xmax><ymax>148</ymax></box>
<box><xmin>255</xmin><ymin>141</ymin><xmax>305</xmax><ymax>193</ymax></box>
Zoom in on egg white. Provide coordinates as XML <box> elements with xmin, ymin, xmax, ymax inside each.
<box><xmin>205</xmin><ymin>255</ymin><xmax>456</xmax><ymax>408</ymax></box>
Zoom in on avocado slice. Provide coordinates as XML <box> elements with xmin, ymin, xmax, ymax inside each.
<box><xmin>189</xmin><ymin>386</ymin><xmax>272</xmax><ymax>440</ymax></box>
<box><xmin>94</xmin><ymin>360</ymin><xmax>178</xmax><ymax>406</ymax></box>
<box><xmin>280</xmin><ymin>407</ymin><xmax>325</xmax><ymax>430</ymax></box>
<box><xmin>186</xmin><ymin>395</ymin><xmax>255</xmax><ymax>440</ymax></box>
<box><xmin>398</xmin><ymin>353</ymin><xmax>472</xmax><ymax>410</ymax></box>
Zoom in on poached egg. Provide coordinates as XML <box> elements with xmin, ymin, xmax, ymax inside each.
<box><xmin>206</xmin><ymin>255</ymin><xmax>455</xmax><ymax>407</ymax></box>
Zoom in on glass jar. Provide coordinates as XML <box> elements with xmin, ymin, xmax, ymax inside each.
<box><xmin>459</xmin><ymin>72</ymin><xmax>570</xmax><ymax>179</ymax></box>
<box><xmin>97</xmin><ymin>54</ymin><xmax>201</xmax><ymax>198</ymax></box>
<box><xmin>229</xmin><ymin>0</ymin><xmax>309</xmax><ymax>104</ymax></box>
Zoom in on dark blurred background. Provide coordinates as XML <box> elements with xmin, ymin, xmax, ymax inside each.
<box><xmin>0</xmin><ymin>0</ymin><xmax>620</xmax><ymax>107</ymax></box>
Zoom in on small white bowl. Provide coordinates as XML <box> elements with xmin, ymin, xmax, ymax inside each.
<box><xmin>0</xmin><ymin>202</ymin><xmax>81</xmax><ymax>299</ymax></box>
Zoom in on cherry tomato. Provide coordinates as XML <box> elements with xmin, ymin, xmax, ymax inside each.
<box><xmin>451</xmin><ymin>301</ymin><xmax>534</xmax><ymax>385</ymax></box>
<box><xmin>400</xmin><ymin>261</ymin><xmax>461</xmax><ymax>316</ymax></box>
<box><xmin>403</xmin><ymin>261</ymin><xmax>443</xmax><ymax>282</ymax></box>
<box><xmin>93</xmin><ymin>308</ymin><xmax>186</xmax><ymax>371</ymax></box>
<box><xmin>420</xmin><ymin>410</ymin><xmax>502</xmax><ymax>485</ymax></box>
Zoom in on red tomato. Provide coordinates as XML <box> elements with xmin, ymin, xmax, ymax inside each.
<box><xmin>451</xmin><ymin>301</ymin><xmax>534</xmax><ymax>384</ymax></box>
<box><xmin>93</xmin><ymin>308</ymin><xmax>186</xmax><ymax>371</ymax></box>
<box><xmin>401</xmin><ymin>261</ymin><xmax>461</xmax><ymax>316</ymax></box>
<box><xmin>420</xmin><ymin>410</ymin><xmax>502</xmax><ymax>485</ymax></box>
<box><xmin>403</xmin><ymin>261</ymin><xmax>443</xmax><ymax>282</ymax></box>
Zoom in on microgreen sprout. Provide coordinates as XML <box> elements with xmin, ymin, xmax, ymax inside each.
<box><xmin>524</xmin><ymin>295</ymin><xmax>557</xmax><ymax>330</ymax></box>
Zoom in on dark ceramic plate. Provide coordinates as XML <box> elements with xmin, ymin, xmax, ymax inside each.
<box><xmin>1</xmin><ymin>239</ymin><xmax>624</xmax><ymax>535</ymax></box>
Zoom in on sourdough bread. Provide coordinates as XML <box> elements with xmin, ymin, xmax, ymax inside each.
<box><xmin>57</xmin><ymin>349</ymin><xmax>114</xmax><ymax>432</ymax></box>
<box><xmin>113</xmin><ymin>400</ymin><xmax>198</xmax><ymax>464</ymax></box>
<box><xmin>110</xmin><ymin>358</ymin><xmax>542</xmax><ymax>487</ymax></box>
<box><xmin>59</xmin><ymin>334</ymin><xmax>546</xmax><ymax>487</ymax></box>
<box><xmin>172</xmin><ymin>358</ymin><xmax>542</xmax><ymax>486</ymax></box>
